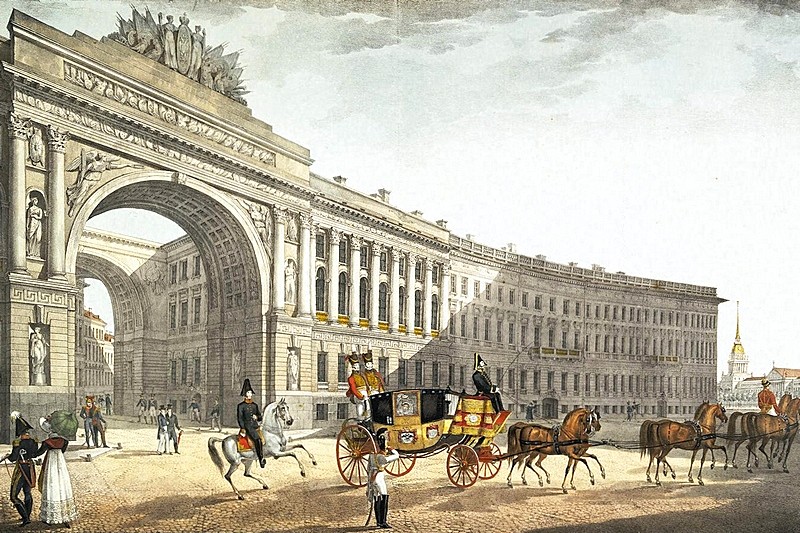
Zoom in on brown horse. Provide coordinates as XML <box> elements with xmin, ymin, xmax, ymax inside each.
<box><xmin>506</xmin><ymin>406</ymin><xmax>603</xmax><ymax>493</ymax></box>
<box><xmin>639</xmin><ymin>419</ymin><xmax>676</xmax><ymax>483</ymax></box>
<box><xmin>640</xmin><ymin>402</ymin><xmax>727</xmax><ymax>486</ymax></box>
<box><xmin>745</xmin><ymin>396</ymin><xmax>798</xmax><ymax>473</ymax></box>
<box><xmin>775</xmin><ymin>397</ymin><xmax>800</xmax><ymax>469</ymax></box>
<box><xmin>727</xmin><ymin>394</ymin><xmax>792</xmax><ymax>469</ymax></box>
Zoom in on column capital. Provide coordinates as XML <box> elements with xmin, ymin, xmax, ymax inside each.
<box><xmin>330</xmin><ymin>228</ymin><xmax>342</xmax><ymax>245</ymax></box>
<box><xmin>274</xmin><ymin>207</ymin><xmax>289</xmax><ymax>224</ymax></box>
<box><xmin>350</xmin><ymin>235</ymin><xmax>363</xmax><ymax>249</ymax></box>
<box><xmin>424</xmin><ymin>258</ymin><xmax>434</xmax><ymax>272</ymax></box>
<box><xmin>407</xmin><ymin>252</ymin><xmax>417</xmax><ymax>264</ymax></box>
<box><xmin>8</xmin><ymin>112</ymin><xmax>30</xmax><ymax>140</ymax></box>
<box><xmin>46</xmin><ymin>125</ymin><xmax>69</xmax><ymax>153</ymax></box>
<box><xmin>300</xmin><ymin>212</ymin><xmax>313</xmax><ymax>230</ymax></box>
<box><xmin>371</xmin><ymin>243</ymin><xmax>383</xmax><ymax>258</ymax></box>
<box><xmin>441</xmin><ymin>264</ymin><xmax>451</xmax><ymax>276</ymax></box>
<box><xmin>391</xmin><ymin>249</ymin><xmax>403</xmax><ymax>262</ymax></box>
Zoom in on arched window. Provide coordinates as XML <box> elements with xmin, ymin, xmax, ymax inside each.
<box><xmin>315</xmin><ymin>267</ymin><xmax>326</xmax><ymax>312</ymax></box>
<box><xmin>431</xmin><ymin>294</ymin><xmax>439</xmax><ymax>331</ymax></box>
<box><xmin>359</xmin><ymin>277</ymin><xmax>369</xmax><ymax>319</ymax></box>
<box><xmin>378</xmin><ymin>282</ymin><xmax>389</xmax><ymax>322</ymax></box>
<box><xmin>338</xmin><ymin>272</ymin><xmax>348</xmax><ymax>316</ymax></box>
<box><xmin>399</xmin><ymin>286</ymin><xmax>406</xmax><ymax>325</ymax></box>
<box><xmin>414</xmin><ymin>290</ymin><xmax>422</xmax><ymax>329</ymax></box>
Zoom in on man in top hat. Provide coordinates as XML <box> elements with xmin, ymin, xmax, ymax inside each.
<box><xmin>166</xmin><ymin>404</ymin><xmax>182</xmax><ymax>454</ymax></box>
<box><xmin>346</xmin><ymin>352</ymin><xmax>370</xmax><ymax>418</ymax></box>
<box><xmin>237</xmin><ymin>378</ymin><xmax>266</xmax><ymax>468</ymax></box>
<box><xmin>363</xmin><ymin>351</ymin><xmax>386</xmax><ymax>395</ymax></box>
<box><xmin>758</xmin><ymin>378</ymin><xmax>781</xmax><ymax>416</ymax></box>
<box><xmin>472</xmin><ymin>353</ymin><xmax>504</xmax><ymax>413</ymax></box>
<box><xmin>2</xmin><ymin>412</ymin><xmax>38</xmax><ymax>526</ymax></box>
<box><xmin>156</xmin><ymin>405</ymin><xmax>169</xmax><ymax>455</ymax></box>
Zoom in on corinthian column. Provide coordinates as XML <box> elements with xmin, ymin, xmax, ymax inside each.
<box><xmin>272</xmin><ymin>208</ymin><xmax>287</xmax><ymax>312</ymax></box>
<box><xmin>309</xmin><ymin>223</ymin><xmax>317</xmax><ymax>317</ymax></box>
<box><xmin>389</xmin><ymin>249</ymin><xmax>401</xmax><ymax>333</ymax></box>
<box><xmin>440</xmin><ymin>265</ymin><xmax>451</xmax><ymax>335</ymax></box>
<box><xmin>47</xmin><ymin>126</ymin><xmax>69</xmax><ymax>279</ymax></box>
<box><xmin>8</xmin><ymin>113</ymin><xmax>29</xmax><ymax>273</ymax></box>
<box><xmin>405</xmin><ymin>253</ymin><xmax>416</xmax><ymax>334</ymax></box>
<box><xmin>423</xmin><ymin>259</ymin><xmax>433</xmax><ymax>338</ymax></box>
<box><xmin>369</xmin><ymin>244</ymin><xmax>381</xmax><ymax>330</ymax></box>
<box><xmin>328</xmin><ymin>229</ymin><xmax>340</xmax><ymax>324</ymax></box>
<box><xmin>349</xmin><ymin>236</ymin><xmax>362</xmax><ymax>327</ymax></box>
<box><xmin>298</xmin><ymin>213</ymin><xmax>312</xmax><ymax>317</ymax></box>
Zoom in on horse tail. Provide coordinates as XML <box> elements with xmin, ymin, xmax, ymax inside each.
<box><xmin>726</xmin><ymin>412</ymin><xmax>741</xmax><ymax>441</ymax></box>
<box><xmin>506</xmin><ymin>423</ymin><xmax>522</xmax><ymax>462</ymax></box>
<box><xmin>208</xmin><ymin>437</ymin><xmax>226</xmax><ymax>475</ymax></box>
<box><xmin>639</xmin><ymin>420</ymin><xmax>651</xmax><ymax>459</ymax></box>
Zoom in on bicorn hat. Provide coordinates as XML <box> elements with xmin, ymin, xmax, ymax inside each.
<box><xmin>85</xmin><ymin>395</ymin><xmax>94</xmax><ymax>403</ymax></box>
<box><xmin>240</xmin><ymin>378</ymin><xmax>255</xmax><ymax>396</ymax></box>
<box><xmin>761</xmin><ymin>378</ymin><xmax>771</xmax><ymax>388</ymax></box>
<box><xmin>474</xmin><ymin>353</ymin><xmax>487</xmax><ymax>371</ymax></box>
<box><xmin>347</xmin><ymin>352</ymin><xmax>360</xmax><ymax>365</ymax></box>
<box><xmin>11</xmin><ymin>412</ymin><xmax>33</xmax><ymax>437</ymax></box>
<box><xmin>363</xmin><ymin>350</ymin><xmax>374</xmax><ymax>363</ymax></box>
<box><xmin>166</xmin><ymin>404</ymin><xmax>173</xmax><ymax>409</ymax></box>
<box><xmin>159</xmin><ymin>405</ymin><xmax>166</xmax><ymax>411</ymax></box>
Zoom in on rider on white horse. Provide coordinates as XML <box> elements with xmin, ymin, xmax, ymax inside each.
<box><xmin>237</xmin><ymin>379</ymin><xmax>266</xmax><ymax>468</ymax></box>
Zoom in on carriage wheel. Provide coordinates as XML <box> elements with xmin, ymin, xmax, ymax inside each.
<box><xmin>386</xmin><ymin>454</ymin><xmax>416</xmax><ymax>478</ymax></box>
<box><xmin>477</xmin><ymin>442</ymin><xmax>502</xmax><ymax>480</ymax></box>
<box><xmin>447</xmin><ymin>444</ymin><xmax>479</xmax><ymax>488</ymax></box>
<box><xmin>336</xmin><ymin>424</ymin><xmax>375</xmax><ymax>487</ymax></box>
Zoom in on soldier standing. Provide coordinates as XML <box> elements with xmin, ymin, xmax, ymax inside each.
<box><xmin>237</xmin><ymin>379</ymin><xmax>266</xmax><ymax>468</ymax></box>
<box><xmin>2</xmin><ymin>413</ymin><xmax>38</xmax><ymax>526</ymax></box>
<box><xmin>367</xmin><ymin>428</ymin><xmax>399</xmax><ymax>529</ymax></box>
<box><xmin>147</xmin><ymin>395</ymin><xmax>158</xmax><ymax>425</ymax></box>
<box><xmin>363</xmin><ymin>351</ymin><xmax>386</xmax><ymax>395</ymax></box>
<box><xmin>209</xmin><ymin>399</ymin><xmax>221</xmax><ymax>432</ymax></box>
<box><xmin>136</xmin><ymin>395</ymin><xmax>147</xmax><ymax>424</ymax></box>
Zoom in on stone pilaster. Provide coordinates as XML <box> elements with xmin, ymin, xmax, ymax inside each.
<box><xmin>298</xmin><ymin>213</ymin><xmax>312</xmax><ymax>317</ymax></box>
<box><xmin>8</xmin><ymin>113</ymin><xmax>30</xmax><ymax>273</ymax></box>
<box><xmin>349</xmin><ymin>236</ymin><xmax>362</xmax><ymax>327</ymax></box>
<box><xmin>328</xmin><ymin>229</ymin><xmax>340</xmax><ymax>323</ymax></box>
<box><xmin>272</xmin><ymin>208</ymin><xmax>287</xmax><ymax>312</ymax></box>
<box><xmin>389</xmin><ymin>249</ymin><xmax>401</xmax><ymax>333</ymax></box>
<box><xmin>369</xmin><ymin>244</ymin><xmax>381</xmax><ymax>329</ymax></box>
<box><xmin>46</xmin><ymin>126</ymin><xmax>69</xmax><ymax>280</ymax></box>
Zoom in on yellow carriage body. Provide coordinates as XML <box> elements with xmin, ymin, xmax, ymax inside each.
<box><xmin>449</xmin><ymin>395</ymin><xmax>510</xmax><ymax>438</ymax></box>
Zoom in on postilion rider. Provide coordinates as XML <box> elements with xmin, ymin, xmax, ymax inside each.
<box><xmin>346</xmin><ymin>351</ymin><xmax>385</xmax><ymax>419</ymax></box>
<box><xmin>758</xmin><ymin>378</ymin><xmax>781</xmax><ymax>416</ymax></box>
<box><xmin>237</xmin><ymin>378</ymin><xmax>267</xmax><ymax>468</ymax></box>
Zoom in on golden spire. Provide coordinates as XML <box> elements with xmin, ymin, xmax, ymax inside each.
<box><xmin>735</xmin><ymin>301</ymin><xmax>740</xmax><ymax>342</ymax></box>
<box><xmin>731</xmin><ymin>300</ymin><xmax>745</xmax><ymax>355</ymax></box>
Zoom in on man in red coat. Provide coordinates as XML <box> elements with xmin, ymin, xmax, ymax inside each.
<box><xmin>758</xmin><ymin>378</ymin><xmax>780</xmax><ymax>416</ymax></box>
<box><xmin>346</xmin><ymin>352</ymin><xmax>369</xmax><ymax>418</ymax></box>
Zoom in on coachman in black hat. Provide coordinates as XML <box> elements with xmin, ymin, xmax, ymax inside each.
<box><xmin>237</xmin><ymin>378</ymin><xmax>266</xmax><ymax>467</ymax></box>
<box><xmin>2</xmin><ymin>412</ymin><xmax>38</xmax><ymax>526</ymax></box>
<box><xmin>472</xmin><ymin>353</ymin><xmax>504</xmax><ymax>413</ymax></box>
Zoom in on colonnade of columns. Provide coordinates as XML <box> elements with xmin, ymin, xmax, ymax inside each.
<box><xmin>299</xmin><ymin>226</ymin><xmax>451</xmax><ymax>337</ymax></box>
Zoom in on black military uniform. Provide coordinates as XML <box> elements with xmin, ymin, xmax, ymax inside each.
<box><xmin>472</xmin><ymin>353</ymin><xmax>504</xmax><ymax>413</ymax></box>
<box><xmin>3</xmin><ymin>414</ymin><xmax>38</xmax><ymax>526</ymax></box>
<box><xmin>237</xmin><ymin>378</ymin><xmax>265</xmax><ymax>467</ymax></box>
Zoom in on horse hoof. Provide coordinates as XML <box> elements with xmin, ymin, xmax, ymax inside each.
<box><xmin>507</xmin><ymin>482</ymin><xmax>513</xmax><ymax>488</ymax></box>
<box><xmin>601</xmin><ymin>472</ymin><xmax>606</xmax><ymax>479</ymax></box>
<box><xmin>262</xmin><ymin>485</ymin><xmax>269</xmax><ymax>490</ymax></box>
<box><xmin>747</xmin><ymin>469</ymin><xmax>753</xmax><ymax>474</ymax></box>
<box><xmin>698</xmin><ymin>480</ymin><xmax>704</xmax><ymax>486</ymax></box>
<box><xmin>522</xmin><ymin>479</ymin><xmax>528</xmax><ymax>486</ymax></box>
<box><xmin>312</xmin><ymin>461</ymin><xmax>318</xmax><ymax>466</ymax></box>
<box><xmin>733</xmin><ymin>464</ymin><xmax>738</xmax><ymax>469</ymax></box>
<box><xmin>538</xmin><ymin>480</ymin><xmax>543</xmax><ymax>487</ymax></box>
<box><xmin>562</xmin><ymin>488</ymin><xmax>568</xmax><ymax>494</ymax></box>
<box><xmin>646</xmin><ymin>477</ymin><xmax>652</xmax><ymax>483</ymax></box>
<box><xmin>671</xmin><ymin>473</ymin><xmax>676</xmax><ymax>480</ymax></box>
<box><xmin>724</xmin><ymin>465</ymin><xmax>728</xmax><ymax>471</ymax></box>
<box><xmin>590</xmin><ymin>479</ymin><xmax>595</xmax><ymax>486</ymax></box>
<box><xmin>301</xmin><ymin>471</ymin><xmax>307</xmax><ymax>478</ymax></box>
<box><xmin>656</xmin><ymin>481</ymin><xmax>661</xmax><ymax>486</ymax></box>
<box><xmin>710</xmin><ymin>464</ymin><xmax>714</xmax><ymax>470</ymax></box>
<box><xmin>688</xmin><ymin>478</ymin><xmax>693</xmax><ymax>483</ymax></box>
<box><xmin>783</xmin><ymin>468</ymin><xmax>790</xmax><ymax>473</ymax></box>
<box><xmin>237</xmin><ymin>495</ymin><xmax>244</xmax><ymax>501</ymax></box>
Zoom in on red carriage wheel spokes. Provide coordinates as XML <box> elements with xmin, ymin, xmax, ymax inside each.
<box><xmin>447</xmin><ymin>444</ymin><xmax>479</xmax><ymax>488</ymax></box>
<box><xmin>386</xmin><ymin>454</ymin><xmax>416</xmax><ymax>477</ymax></box>
<box><xmin>336</xmin><ymin>424</ymin><xmax>375</xmax><ymax>487</ymax></box>
<box><xmin>477</xmin><ymin>443</ymin><xmax>502</xmax><ymax>480</ymax></box>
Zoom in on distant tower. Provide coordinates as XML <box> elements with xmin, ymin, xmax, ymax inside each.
<box><xmin>727</xmin><ymin>301</ymin><xmax>749</xmax><ymax>378</ymax></box>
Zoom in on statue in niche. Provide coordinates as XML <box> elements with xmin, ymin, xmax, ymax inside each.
<box><xmin>66</xmin><ymin>149</ymin><xmax>144</xmax><ymax>217</ymax></box>
<box><xmin>26</xmin><ymin>194</ymin><xmax>45</xmax><ymax>257</ymax></box>
<box><xmin>28</xmin><ymin>127</ymin><xmax>44</xmax><ymax>167</ymax></box>
<box><xmin>286</xmin><ymin>213</ymin><xmax>299</xmax><ymax>243</ymax></box>
<box><xmin>285</xmin><ymin>259</ymin><xmax>297</xmax><ymax>305</ymax></box>
<box><xmin>29</xmin><ymin>325</ymin><xmax>49</xmax><ymax>386</ymax></box>
<box><xmin>287</xmin><ymin>348</ymin><xmax>299</xmax><ymax>391</ymax></box>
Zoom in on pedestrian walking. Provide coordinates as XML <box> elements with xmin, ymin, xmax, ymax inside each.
<box><xmin>156</xmin><ymin>405</ymin><xmax>169</xmax><ymax>455</ymax></box>
<box><xmin>36</xmin><ymin>416</ymin><xmax>78</xmax><ymax>528</ymax></box>
<box><xmin>104</xmin><ymin>393</ymin><xmax>113</xmax><ymax>415</ymax></box>
<box><xmin>136</xmin><ymin>395</ymin><xmax>147</xmax><ymax>424</ymax></box>
<box><xmin>166</xmin><ymin>404</ymin><xmax>182</xmax><ymax>454</ymax></box>
<box><xmin>209</xmin><ymin>399</ymin><xmax>221</xmax><ymax>432</ymax></box>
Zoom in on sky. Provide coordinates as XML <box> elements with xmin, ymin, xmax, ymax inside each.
<box><xmin>8</xmin><ymin>0</ymin><xmax>800</xmax><ymax>379</ymax></box>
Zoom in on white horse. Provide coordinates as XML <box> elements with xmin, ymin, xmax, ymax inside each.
<box><xmin>207</xmin><ymin>398</ymin><xmax>317</xmax><ymax>499</ymax></box>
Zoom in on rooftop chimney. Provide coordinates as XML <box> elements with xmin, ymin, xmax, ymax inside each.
<box><xmin>332</xmin><ymin>175</ymin><xmax>347</xmax><ymax>185</ymax></box>
<box><xmin>436</xmin><ymin>219</ymin><xmax>448</xmax><ymax>229</ymax></box>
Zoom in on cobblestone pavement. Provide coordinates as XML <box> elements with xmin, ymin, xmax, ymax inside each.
<box><xmin>0</xmin><ymin>416</ymin><xmax>798</xmax><ymax>532</ymax></box>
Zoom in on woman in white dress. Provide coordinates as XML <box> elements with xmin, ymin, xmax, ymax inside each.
<box><xmin>35</xmin><ymin>417</ymin><xmax>78</xmax><ymax>528</ymax></box>
<box><xmin>367</xmin><ymin>428</ymin><xmax>400</xmax><ymax>529</ymax></box>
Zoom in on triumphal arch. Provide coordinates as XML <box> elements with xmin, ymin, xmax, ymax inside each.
<box><xmin>0</xmin><ymin>8</ymin><xmax>340</xmax><ymax>441</ymax></box>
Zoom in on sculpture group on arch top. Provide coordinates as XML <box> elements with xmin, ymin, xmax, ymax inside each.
<box><xmin>108</xmin><ymin>6</ymin><xmax>248</xmax><ymax>105</ymax></box>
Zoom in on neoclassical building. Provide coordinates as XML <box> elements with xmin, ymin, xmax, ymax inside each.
<box><xmin>0</xmin><ymin>9</ymin><xmax>723</xmax><ymax>439</ymax></box>
<box><xmin>75</xmin><ymin>307</ymin><xmax>114</xmax><ymax>403</ymax></box>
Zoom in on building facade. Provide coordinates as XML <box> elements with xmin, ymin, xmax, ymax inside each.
<box><xmin>75</xmin><ymin>308</ymin><xmax>114</xmax><ymax>404</ymax></box>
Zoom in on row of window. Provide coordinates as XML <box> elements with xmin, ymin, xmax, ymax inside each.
<box><xmin>313</xmin><ymin>269</ymin><xmax>440</xmax><ymax>328</ymax></box>
<box><xmin>169</xmin><ymin>255</ymin><xmax>202</xmax><ymax>285</ymax></box>
<box><xmin>168</xmin><ymin>295</ymin><xmax>203</xmax><ymax>329</ymax></box>
<box><xmin>315</xmin><ymin>235</ymin><xmax>441</xmax><ymax>284</ymax></box>
<box><xmin>452</xmin><ymin>277</ymin><xmax>716</xmax><ymax>329</ymax></box>
<box><xmin>315</xmin><ymin>352</ymin><xmax>715</xmax><ymax>395</ymax></box>
<box><xmin>169</xmin><ymin>357</ymin><xmax>203</xmax><ymax>385</ymax></box>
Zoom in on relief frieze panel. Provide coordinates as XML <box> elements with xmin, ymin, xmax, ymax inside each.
<box><xmin>63</xmin><ymin>62</ymin><xmax>275</xmax><ymax>167</ymax></box>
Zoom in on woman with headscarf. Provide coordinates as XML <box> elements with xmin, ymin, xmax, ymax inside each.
<box><xmin>34</xmin><ymin>416</ymin><xmax>78</xmax><ymax>528</ymax></box>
